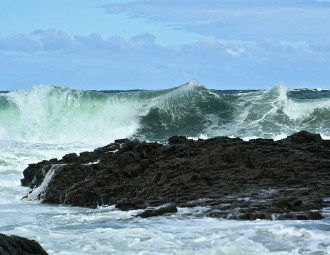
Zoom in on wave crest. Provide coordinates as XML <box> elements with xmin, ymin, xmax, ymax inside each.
<box><xmin>1</xmin><ymin>82</ymin><xmax>330</xmax><ymax>144</ymax></box>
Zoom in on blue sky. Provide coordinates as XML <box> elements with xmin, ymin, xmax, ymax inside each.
<box><xmin>1</xmin><ymin>0</ymin><xmax>330</xmax><ymax>90</ymax></box>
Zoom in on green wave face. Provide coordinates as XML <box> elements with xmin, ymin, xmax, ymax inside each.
<box><xmin>136</xmin><ymin>82</ymin><xmax>234</xmax><ymax>140</ymax></box>
<box><xmin>0</xmin><ymin>85</ymin><xmax>147</xmax><ymax>144</ymax></box>
<box><xmin>1</xmin><ymin>82</ymin><xmax>330</xmax><ymax>144</ymax></box>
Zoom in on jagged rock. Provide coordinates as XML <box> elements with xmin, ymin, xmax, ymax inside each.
<box><xmin>21</xmin><ymin>131</ymin><xmax>330</xmax><ymax>220</ymax></box>
<box><xmin>286</xmin><ymin>130</ymin><xmax>322</xmax><ymax>143</ymax></box>
<box><xmin>62</xmin><ymin>153</ymin><xmax>78</xmax><ymax>163</ymax></box>
<box><xmin>137</xmin><ymin>204</ymin><xmax>178</xmax><ymax>218</ymax></box>
<box><xmin>0</xmin><ymin>233</ymin><xmax>48</xmax><ymax>255</ymax></box>
<box><xmin>168</xmin><ymin>136</ymin><xmax>187</xmax><ymax>144</ymax></box>
<box><xmin>116</xmin><ymin>198</ymin><xmax>146</xmax><ymax>211</ymax></box>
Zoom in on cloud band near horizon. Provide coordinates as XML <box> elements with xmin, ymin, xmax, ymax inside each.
<box><xmin>1</xmin><ymin>0</ymin><xmax>330</xmax><ymax>90</ymax></box>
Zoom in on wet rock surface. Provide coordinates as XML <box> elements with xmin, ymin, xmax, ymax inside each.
<box><xmin>0</xmin><ymin>233</ymin><xmax>48</xmax><ymax>255</ymax></box>
<box><xmin>21</xmin><ymin>131</ymin><xmax>330</xmax><ymax>220</ymax></box>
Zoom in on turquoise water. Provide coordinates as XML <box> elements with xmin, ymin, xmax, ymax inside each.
<box><xmin>1</xmin><ymin>81</ymin><xmax>330</xmax><ymax>143</ymax></box>
<box><xmin>0</xmin><ymin>81</ymin><xmax>330</xmax><ymax>254</ymax></box>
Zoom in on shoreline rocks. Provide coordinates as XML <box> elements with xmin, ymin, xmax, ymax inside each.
<box><xmin>21</xmin><ymin>131</ymin><xmax>330</xmax><ymax>220</ymax></box>
<box><xmin>0</xmin><ymin>233</ymin><xmax>48</xmax><ymax>255</ymax></box>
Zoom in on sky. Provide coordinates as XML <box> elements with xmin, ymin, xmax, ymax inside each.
<box><xmin>1</xmin><ymin>0</ymin><xmax>330</xmax><ymax>91</ymax></box>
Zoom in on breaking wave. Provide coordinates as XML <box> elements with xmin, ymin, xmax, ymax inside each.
<box><xmin>1</xmin><ymin>81</ymin><xmax>330</xmax><ymax>144</ymax></box>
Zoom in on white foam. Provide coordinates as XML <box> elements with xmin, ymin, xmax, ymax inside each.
<box><xmin>82</xmin><ymin>160</ymin><xmax>100</xmax><ymax>166</ymax></box>
<box><xmin>2</xmin><ymin>84</ymin><xmax>330</xmax><ymax>255</ymax></box>
<box><xmin>187</xmin><ymin>133</ymin><xmax>209</xmax><ymax>140</ymax></box>
<box><xmin>283</xmin><ymin>97</ymin><xmax>330</xmax><ymax>121</ymax></box>
<box><xmin>321</xmin><ymin>134</ymin><xmax>330</xmax><ymax>140</ymax></box>
<box><xmin>0</xmin><ymin>140</ymin><xmax>94</xmax><ymax>174</ymax></box>
<box><xmin>1</xmin><ymin>200</ymin><xmax>329</xmax><ymax>254</ymax></box>
<box><xmin>27</xmin><ymin>164</ymin><xmax>64</xmax><ymax>201</ymax></box>
<box><xmin>2</xmin><ymin>85</ymin><xmax>144</xmax><ymax>144</ymax></box>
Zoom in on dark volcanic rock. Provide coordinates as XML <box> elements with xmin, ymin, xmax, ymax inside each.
<box><xmin>137</xmin><ymin>204</ymin><xmax>178</xmax><ymax>218</ymax></box>
<box><xmin>0</xmin><ymin>233</ymin><xmax>48</xmax><ymax>255</ymax></box>
<box><xmin>21</xmin><ymin>131</ymin><xmax>330</xmax><ymax>220</ymax></box>
<box><xmin>286</xmin><ymin>130</ymin><xmax>322</xmax><ymax>143</ymax></box>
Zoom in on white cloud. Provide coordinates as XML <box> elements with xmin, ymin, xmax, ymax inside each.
<box><xmin>132</xmin><ymin>33</ymin><xmax>155</xmax><ymax>46</ymax></box>
<box><xmin>226</xmin><ymin>48</ymin><xmax>245</xmax><ymax>57</ymax></box>
<box><xmin>1</xmin><ymin>27</ymin><xmax>330</xmax><ymax>90</ymax></box>
<box><xmin>102</xmin><ymin>0</ymin><xmax>330</xmax><ymax>43</ymax></box>
<box><xmin>2</xmin><ymin>1</ymin><xmax>330</xmax><ymax>90</ymax></box>
<box><xmin>33</xmin><ymin>29</ymin><xmax>74</xmax><ymax>51</ymax></box>
<box><xmin>0</xmin><ymin>34</ymin><xmax>39</xmax><ymax>52</ymax></box>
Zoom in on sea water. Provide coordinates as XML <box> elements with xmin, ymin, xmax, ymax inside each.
<box><xmin>0</xmin><ymin>81</ymin><xmax>330</xmax><ymax>254</ymax></box>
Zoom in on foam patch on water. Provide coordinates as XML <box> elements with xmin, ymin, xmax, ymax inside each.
<box><xmin>1</xmin><ymin>201</ymin><xmax>329</xmax><ymax>255</ymax></box>
<box><xmin>0</xmin><ymin>140</ymin><xmax>95</xmax><ymax>174</ymax></box>
<box><xmin>0</xmin><ymin>173</ymin><xmax>28</xmax><ymax>204</ymax></box>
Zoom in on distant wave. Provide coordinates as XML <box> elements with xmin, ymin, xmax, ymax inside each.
<box><xmin>1</xmin><ymin>81</ymin><xmax>330</xmax><ymax>144</ymax></box>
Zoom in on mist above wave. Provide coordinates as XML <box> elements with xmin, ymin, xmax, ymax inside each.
<box><xmin>0</xmin><ymin>81</ymin><xmax>329</xmax><ymax>144</ymax></box>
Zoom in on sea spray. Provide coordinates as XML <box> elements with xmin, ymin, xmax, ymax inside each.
<box><xmin>0</xmin><ymin>85</ymin><xmax>144</xmax><ymax>144</ymax></box>
<box><xmin>27</xmin><ymin>164</ymin><xmax>65</xmax><ymax>201</ymax></box>
<box><xmin>1</xmin><ymin>81</ymin><xmax>330</xmax><ymax>144</ymax></box>
<box><xmin>1</xmin><ymin>82</ymin><xmax>330</xmax><ymax>254</ymax></box>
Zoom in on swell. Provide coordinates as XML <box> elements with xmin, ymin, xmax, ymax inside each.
<box><xmin>1</xmin><ymin>82</ymin><xmax>330</xmax><ymax>144</ymax></box>
<box><xmin>137</xmin><ymin>83</ymin><xmax>330</xmax><ymax>140</ymax></box>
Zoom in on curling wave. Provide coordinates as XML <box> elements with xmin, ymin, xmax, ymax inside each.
<box><xmin>0</xmin><ymin>81</ymin><xmax>330</xmax><ymax>144</ymax></box>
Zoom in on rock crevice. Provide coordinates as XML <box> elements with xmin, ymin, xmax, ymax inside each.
<box><xmin>21</xmin><ymin>131</ymin><xmax>330</xmax><ymax>220</ymax></box>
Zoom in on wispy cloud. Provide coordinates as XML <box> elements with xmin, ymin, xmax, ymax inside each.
<box><xmin>0</xmin><ymin>30</ymin><xmax>166</xmax><ymax>54</ymax></box>
<box><xmin>0</xmin><ymin>34</ymin><xmax>39</xmax><ymax>52</ymax></box>
<box><xmin>1</xmin><ymin>28</ymin><xmax>330</xmax><ymax>89</ymax></box>
<box><xmin>1</xmin><ymin>0</ymin><xmax>330</xmax><ymax>90</ymax></box>
<box><xmin>102</xmin><ymin>0</ymin><xmax>330</xmax><ymax>42</ymax></box>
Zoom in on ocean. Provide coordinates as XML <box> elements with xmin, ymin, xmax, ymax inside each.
<box><xmin>0</xmin><ymin>81</ymin><xmax>329</xmax><ymax>254</ymax></box>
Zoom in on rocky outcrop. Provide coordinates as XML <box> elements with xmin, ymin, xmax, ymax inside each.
<box><xmin>137</xmin><ymin>204</ymin><xmax>178</xmax><ymax>218</ymax></box>
<box><xmin>21</xmin><ymin>131</ymin><xmax>330</xmax><ymax>220</ymax></box>
<box><xmin>0</xmin><ymin>233</ymin><xmax>48</xmax><ymax>255</ymax></box>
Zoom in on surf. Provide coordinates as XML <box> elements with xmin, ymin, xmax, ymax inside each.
<box><xmin>1</xmin><ymin>81</ymin><xmax>330</xmax><ymax>145</ymax></box>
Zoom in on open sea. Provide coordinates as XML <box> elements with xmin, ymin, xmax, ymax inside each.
<box><xmin>0</xmin><ymin>81</ymin><xmax>330</xmax><ymax>254</ymax></box>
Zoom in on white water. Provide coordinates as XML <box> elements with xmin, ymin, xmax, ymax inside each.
<box><xmin>2</xmin><ymin>83</ymin><xmax>330</xmax><ymax>143</ymax></box>
<box><xmin>1</xmin><ymin>84</ymin><xmax>330</xmax><ymax>254</ymax></box>
<box><xmin>0</xmin><ymin>140</ymin><xmax>330</xmax><ymax>254</ymax></box>
<box><xmin>0</xmin><ymin>85</ymin><xmax>144</xmax><ymax>144</ymax></box>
